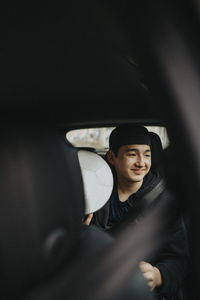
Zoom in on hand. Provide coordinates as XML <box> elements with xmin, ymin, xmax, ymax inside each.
<box><xmin>139</xmin><ymin>261</ymin><xmax>162</xmax><ymax>291</ymax></box>
<box><xmin>83</xmin><ymin>213</ymin><xmax>93</xmax><ymax>225</ymax></box>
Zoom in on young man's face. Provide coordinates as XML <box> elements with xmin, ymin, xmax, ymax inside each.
<box><xmin>108</xmin><ymin>144</ymin><xmax>151</xmax><ymax>183</ymax></box>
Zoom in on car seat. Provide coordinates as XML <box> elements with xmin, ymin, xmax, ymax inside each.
<box><xmin>149</xmin><ymin>131</ymin><xmax>164</xmax><ymax>176</ymax></box>
<box><xmin>0</xmin><ymin>127</ymin><xmax>85</xmax><ymax>298</ymax></box>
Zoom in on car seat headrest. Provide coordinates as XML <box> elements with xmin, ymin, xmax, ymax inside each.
<box><xmin>78</xmin><ymin>150</ymin><xmax>113</xmax><ymax>214</ymax></box>
<box><xmin>149</xmin><ymin>131</ymin><xmax>164</xmax><ymax>173</ymax></box>
<box><xmin>0</xmin><ymin>127</ymin><xmax>84</xmax><ymax>295</ymax></box>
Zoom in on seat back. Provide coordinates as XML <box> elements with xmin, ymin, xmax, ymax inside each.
<box><xmin>0</xmin><ymin>127</ymin><xmax>84</xmax><ymax>297</ymax></box>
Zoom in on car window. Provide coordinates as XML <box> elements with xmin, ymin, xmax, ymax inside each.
<box><xmin>66</xmin><ymin>126</ymin><xmax>169</xmax><ymax>153</ymax></box>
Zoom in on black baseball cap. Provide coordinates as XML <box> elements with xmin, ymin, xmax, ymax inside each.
<box><xmin>109</xmin><ymin>124</ymin><xmax>151</xmax><ymax>151</ymax></box>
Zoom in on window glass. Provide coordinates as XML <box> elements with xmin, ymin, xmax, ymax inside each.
<box><xmin>66</xmin><ymin>126</ymin><xmax>169</xmax><ymax>151</ymax></box>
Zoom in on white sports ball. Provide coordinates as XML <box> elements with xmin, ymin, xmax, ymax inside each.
<box><xmin>78</xmin><ymin>150</ymin><xmax>113</xmax><ymax>215</ymax></box>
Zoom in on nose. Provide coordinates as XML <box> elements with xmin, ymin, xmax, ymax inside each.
<box><xmin>135</xmin><ymin>155</ymin><xmax>145</xmax><ymax>167</ymax></box>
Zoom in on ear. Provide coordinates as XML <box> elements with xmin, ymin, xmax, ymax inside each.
<box><xmin>106</xmin><ymin>149</ymin><xmax>115</xmax><ymax>165</ymax></box>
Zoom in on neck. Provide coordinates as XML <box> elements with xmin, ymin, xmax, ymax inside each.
<box><xmin>117</xmin><ymin>177</ymin><xmax>143</xmax><ymax>202</ymax></box>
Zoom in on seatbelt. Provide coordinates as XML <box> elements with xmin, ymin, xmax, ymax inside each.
<box><xmin>142</xmin><ymin>179</ymin><xmax>166</xmax><ymax>206</ymax></box>
<box><xmin>109</xmin><ymin>179</ymin><xmax>166</xmax><ymax>237</ymax></box>
<box><xmin>126</xmin><ymin>179</ymin><xmax>166</xmax><ymax>219</ymax></box>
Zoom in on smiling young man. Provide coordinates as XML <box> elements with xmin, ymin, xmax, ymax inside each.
<box><xmin>104</xmin><ymin>124</ymin><xmax>161</xmax><ymax>230</ymax></box>
<box><xmin>92</xmin><ymin>124</ymin><xmax>189</xmax><ymax>299</ymax></box>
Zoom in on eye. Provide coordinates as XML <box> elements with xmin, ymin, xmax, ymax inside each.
<box><xmin>128</xmin><ymin>153</ymin><xmax>136</xmax><ymax>157</ymax></box>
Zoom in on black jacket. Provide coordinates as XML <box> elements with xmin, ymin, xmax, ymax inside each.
<box><xmin>92</xmin><ymin>171</ymin><xmax>190</xmax><ymax>299</ymax></box>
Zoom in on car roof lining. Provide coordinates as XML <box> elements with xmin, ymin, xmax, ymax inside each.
<box><xmin>0</xmin><ymin>1</ymin><xmax>166</xmax><ymax>127</ymax></box>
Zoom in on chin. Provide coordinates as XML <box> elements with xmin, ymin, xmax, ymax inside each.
<box><xmin>131</xmin><ymin>176</ymin><xmax>144</xmax><ymax>182</ymax></box>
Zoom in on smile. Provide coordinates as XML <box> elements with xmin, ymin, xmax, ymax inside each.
<box><xmin>132</xmin><ymin>169</ymin><xmax>145</xmax><ymax>174</ymax></box>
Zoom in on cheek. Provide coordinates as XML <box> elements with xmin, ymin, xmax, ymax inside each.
<box><xmin>146</xmin><ymin>160</ymin><xmax>151</xmax><ymax>170</ymax></box>
<box><xmin>125</xmin><ymin>157</ymin><xmax>135</xmax><ymax>164</ymax></box>
<box><xmin>116</xmin><ymin>159</ymin><xmax>130</xmax><ymax>172</ymax></box>
<box><xmin>124</xmin><ymin>159</ymin><xmax>134</xmax><ymax>169</ymax></box>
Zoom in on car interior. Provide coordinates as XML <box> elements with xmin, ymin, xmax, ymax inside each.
<box><xmin>1</xmin><ymin>0</ymin><xmax>200</xmax><ymax>299</ymax></box>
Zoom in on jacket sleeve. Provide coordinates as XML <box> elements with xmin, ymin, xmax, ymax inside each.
<box><xmin>91</xmin><ymin>201</ymin><xmax>110</xmax><ymax>231</ymax></box>
<box><xmin>153</xmin><ymin>216</ymin><xmax>190</xmax><ymax>296</ymax></box>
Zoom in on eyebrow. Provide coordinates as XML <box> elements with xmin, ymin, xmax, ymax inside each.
<box><xmin>125</xmin><ymin>148</ymin><xmax>151</xmax><ymax>153</ymax></box>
